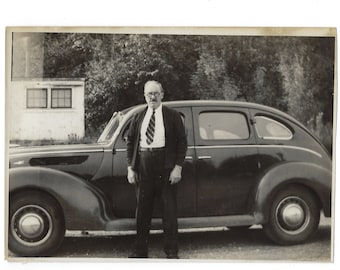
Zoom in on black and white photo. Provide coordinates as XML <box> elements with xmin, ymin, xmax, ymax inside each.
<box><xmin>5</xmin><ymin>27</ymin><xmax>336</xmax><ymax>261</ymax></box>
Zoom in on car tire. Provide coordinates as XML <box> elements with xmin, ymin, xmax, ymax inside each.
<box><xmin>9</xmin><ymin>190</ymin><xmax>65</xmax><ymax>256</ymax></box>
<box><xmin>263</xmin><ymin>185</ymin><xmax>320</xmax><ymax>245</ymax></box>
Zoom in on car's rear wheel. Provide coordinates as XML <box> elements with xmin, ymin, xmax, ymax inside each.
<box><xmin>9</xmin><ymin>190</ymin><xmax>65</xmax><ymax>256</ymax></box>
<box><xmin>263</xmin><ymin>185</ymin><xmax>320</xmax><ymax>245</ymax></box>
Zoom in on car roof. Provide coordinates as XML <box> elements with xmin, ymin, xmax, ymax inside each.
<box><xmin>121</xmin><ymin>100</ymin><xmax>328</xmax><ymax>157</ymax></box>
<box><xmin>128</xmin><ymin>100</ymin><xmax>297</xmax><ymax>122</ymax></box>
<box><xmin>126</xmin><ymin>99</ymin><xmax>315</xmax><ymax>135</ymax></box>
<box><xmin>163</xmin><ymin>100</ymin><xmax>280</xmax><ymax>111</ymax></box>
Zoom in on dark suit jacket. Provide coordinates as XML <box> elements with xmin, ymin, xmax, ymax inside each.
<box><xmin>126</xmin><ymin>105</ymin><xmax>187</xmax><ymax>171</ymax></box>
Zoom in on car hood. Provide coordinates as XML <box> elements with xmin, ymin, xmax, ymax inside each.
<box><xmin>9</xmin><ymin>144</ymin><xmax>106</xmax><ymax>180</ymax></box>
<box><xmin>9</xmin><ymin>143</ymin><xmax>104</xmax><ymax>156</ymax></box>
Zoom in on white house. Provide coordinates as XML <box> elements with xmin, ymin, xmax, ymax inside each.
<box><xmin>7</xmin><ymin>32</ymin><xmax>86</xmax><ymax>142</ymax></box>
<box><xmin>8</xmin><ymin>78</ymin><xmax>85</xmax><ymax>141</ymax></box>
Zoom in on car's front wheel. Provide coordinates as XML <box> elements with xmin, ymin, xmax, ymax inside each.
<box><xmin>9</xmin><ymin>190</ymin><xmax>65</xmax><ymax>256</ymax></box>
<box><xmin>263</xmin><ymin>185</ymin><xmax>320</xmax><ymax>245</ymax></box>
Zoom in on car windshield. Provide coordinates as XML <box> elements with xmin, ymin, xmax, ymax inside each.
<box><xmin>97</xmin><ymin>111</ymin><xmax>125</xmax><ymax>143</ymax></box>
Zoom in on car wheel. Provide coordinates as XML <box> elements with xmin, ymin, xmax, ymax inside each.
<box><xmin>263</xmin><ymin>185</ymin><xmax>320</xmax><ymax>245</ymax></box>
<box><xmin>9</xmin><ymin>190</ymin><xmax>65</xmax><ymax>256</ymax></box>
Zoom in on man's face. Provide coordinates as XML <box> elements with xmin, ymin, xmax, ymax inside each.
<box><xmin>144</xmin><ymin>82</ymin><xmax>164</xmax><ymax>109</ymax></box>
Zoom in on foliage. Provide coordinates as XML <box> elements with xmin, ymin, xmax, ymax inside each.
<box><xmin>279</xmin><ymin>37</ymin><xmax>334</xmax><ymax>125</ymax></box>
<box><xmin>190</xmin><ymin>36</ymin><xmax>287</xmax><ymax>111</ymax></box>
<box><xmin>39</xmin><ymin>33</ymin><xmax>334</xmax><ymax>148</ymax></box>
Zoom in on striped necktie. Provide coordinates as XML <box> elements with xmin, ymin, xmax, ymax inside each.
<box><xmin>146</xmin><ymin>109</ymin><xmax>155</xmax><ymax>145</ymax></box>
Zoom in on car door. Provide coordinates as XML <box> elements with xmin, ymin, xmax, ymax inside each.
<box><xmin>171</xmin><ymin>106</ymin><xmax>197</xmax><ymax>217</ymax></box>
<box><xmin>192</xmin><ymin>106</ymin><xmax>260</xmax><ymax>216</ymax></box>
<box><xmin>109</xmin><ymin>106</ymin><xmax>196</xmax><ymax>218</ymax></box>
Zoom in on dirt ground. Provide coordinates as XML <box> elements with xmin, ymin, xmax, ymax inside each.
<box><xmin>42</xmin><ymin>215</ymin><xmax>333</xmax><ymax>262</ymax></box>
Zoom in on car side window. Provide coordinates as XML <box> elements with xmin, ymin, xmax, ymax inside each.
<box><xmin>198</xmin><ymin>112</ymin><xmax>249</xmax><ymax>140</ymax></box>
<box><xmin>254</xmin><ymin>116</ymin><xmax>293</xmax><ymax>140</ymax></box>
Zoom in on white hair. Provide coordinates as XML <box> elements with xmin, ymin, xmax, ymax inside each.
<box><xmin>144</xmin><ymin>80</ymin><xmax>164</xmax><ymax>93</ymax></box>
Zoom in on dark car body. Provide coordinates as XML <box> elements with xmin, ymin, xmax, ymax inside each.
<box><xmin>8</xmin><ymin>100</ymin><xmax>332</xmax><ymax>256</ymax></box>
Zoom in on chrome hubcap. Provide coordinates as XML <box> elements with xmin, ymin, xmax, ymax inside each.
<box><xmin>11</xmin><ymin>205</ymin><xmax>53</xmax><ymax>246</ymax></box>
<box><xmin>18</xmin><ymin>212</ymin><xmax>45</xmax><ymax>238</ymax></box>
<box><xmin>281</xmin><ymin>203</ymin><xmax>305</xmax><ymax>228</ymax></box>
<box><xmin>276</xmin><ymin>196</ymin><xmax>310</xmax><ymax>234</ymax></box>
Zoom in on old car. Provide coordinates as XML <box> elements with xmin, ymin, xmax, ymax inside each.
<box><xmin>8</xmin><ymin>100</ymin><xmax>332</xmax><ymax>256</ymax></box>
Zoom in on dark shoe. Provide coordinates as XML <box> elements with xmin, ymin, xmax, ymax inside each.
<box><xmin>128</xmin><ymin>251</ymin><xmax>148</xmax><ymax>258</ymax></box>
<box><xmin>166</xmin><ymin>253</ymin><xmax>179</xmax><ymax>259</ymax></box>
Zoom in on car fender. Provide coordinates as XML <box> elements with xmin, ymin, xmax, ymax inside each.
<box><xmin>9</xmin><ymin>166</ymin><xmax>111</xmax><ymax>230</ymax></box>
<box><xmin>252</xmin><ymin>161</ymin><xmax>332</xmax><ymax>222</ymax></box>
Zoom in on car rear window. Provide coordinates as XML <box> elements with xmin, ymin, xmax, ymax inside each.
<box><xmin>254</xmin><ymin>116</ymin><xmax>293</xmax><ymax>140</ymax></box>
<box><xmin>199</xmin><ymin>112</ymin><xmax>249</xmax><ymax>140</ymax></box>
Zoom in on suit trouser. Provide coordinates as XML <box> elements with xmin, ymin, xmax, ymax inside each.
<box><xmin>135</xmin><ymin>150</ymin><xmax>178</xmax><ymax>255</ymax></box>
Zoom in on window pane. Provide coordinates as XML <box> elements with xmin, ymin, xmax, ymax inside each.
<box><xmin>58</xmin><ymin>98</ymin><xmax>65</xmax><ymax>107</ymax></box>
<box><xmin>33</xmin><ymin>99</ymin><xmax>38</xmax><ymax>107</ymax></box>
<box><xmin>52</xmin><ymin>99</ymin><xmax>58</xmax><ymax>108</ymax></box>
<box><xmin>64</xmin><ymin>99</ymin><xmax>71</xmax><ymax>107</ymax></box>
<box><xmin>255</xmin><ymin>116</ymin><xmax>292</xmax><ymax>140</ymax></box>
<box><xmin>199</xmin><ymin>112</ymin><xmax>249</xmax><ymax>140</ymax></box>
<box><xmin>51</xmin><ymin>90</ymin><xmax>57</xmax><ymax>99</ymax></box>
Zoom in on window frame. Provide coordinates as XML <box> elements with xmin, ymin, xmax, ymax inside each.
<box><xmin>26</xmin><ymin>88</ymin><xmax>48</xmax><ymax>109</ymax></box>
<box><xmin>192</xmin><ymin>107</ymin><xmax>256</xmax><ymax>146</ymax></box>
<box><xmin>51</xmin><ymin>88</ymin><xmax>72</xmax><ymax>109</ymax></box>
<box><xmin>198</xmin><ymin>111</ymin><xmax>250</xmax><ymax>141</ymax></box>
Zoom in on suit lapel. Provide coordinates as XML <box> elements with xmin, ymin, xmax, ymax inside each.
<box><xmin>137</xmin><ymin>106</ymin><xmax>148</xmax><ymax>139</ymax></box>
<box><xmin>162</xmin><ymin>105</ymin><xmax>170</xmax><ymax>140</ymax></box>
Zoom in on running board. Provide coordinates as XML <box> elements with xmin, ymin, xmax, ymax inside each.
<box><xmin>105</xmin><ymin>215</ymin><xmax>256</xmax><ymax>231</ymax></box>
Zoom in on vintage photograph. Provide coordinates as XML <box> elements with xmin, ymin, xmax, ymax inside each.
<box><xmin>5</xmin><ymin>27</ymin><xmax>335</xmax><ymax>261</ymax></box>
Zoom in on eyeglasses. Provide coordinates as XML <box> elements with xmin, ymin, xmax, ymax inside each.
<box><xmin>145</xmin><ymin>92</ymin><xmax>161</xmax><ymax>98</ymax></box>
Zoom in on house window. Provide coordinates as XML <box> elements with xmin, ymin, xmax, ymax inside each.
<box><xmin>27</xmin><ymin>88</ymin><xmax>47</xmax><ymax>108</ymax></box>
<box><xmin>51</xmin><ymin>88</ymin><xmax>72</xmax><ymax>108</ymax></box>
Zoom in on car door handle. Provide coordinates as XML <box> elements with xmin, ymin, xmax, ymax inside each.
<box><xmin>185</xmin><ymin>156</ymin><xmax>193</xmax><ymax>160</ymax></box>
<box><xmin>198</xmin><ymin>156</ymin><xmax>212</xmax><ymax>160</ymax></box>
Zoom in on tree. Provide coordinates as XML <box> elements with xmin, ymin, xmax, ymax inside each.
<box><xmin>190</xmin><ymin>36</ymin><xmax>287</xmax><ymax>111</ymax></box>
<box><xmin>40</xmin><ymin>33</ymin><xmax>334</xmax><ymax>149</ymax></box>
<box><xmin>43</xmin><ymin>33</ymin><xmax>201</xmax><ymax>136</ymax></box>
<box><xmin>279</xmin><ymin>37</ymin><xmax>334</xmax><ymax>151</ymax></box>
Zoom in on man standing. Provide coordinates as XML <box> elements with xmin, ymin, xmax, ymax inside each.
<box><xmin>126</xmin><ymin>80</ymin><xmax>187</xmax><ymax>259</ymax></box>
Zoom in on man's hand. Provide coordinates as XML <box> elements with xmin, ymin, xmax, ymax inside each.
<box><xmin>127</xmin><ymin>166</ymin><xmax>138</xmax><ymax>184</ymax></box>
<box><xmin>169</xmin><ymin>165</ymin><xmax>182</xmax><ymax>185</ymax></box>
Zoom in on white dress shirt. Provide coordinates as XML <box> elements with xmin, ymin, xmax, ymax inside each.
<box><xmin>140</xmin><ymin>104</ymin><xmax>165</xmax><ymax>148</ymax></box>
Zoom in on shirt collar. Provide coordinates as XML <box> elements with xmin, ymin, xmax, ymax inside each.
<box><xmin>147</xmin><ymin>104</ymin><xmax>162</xmax><ymax>113</ymax></box>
